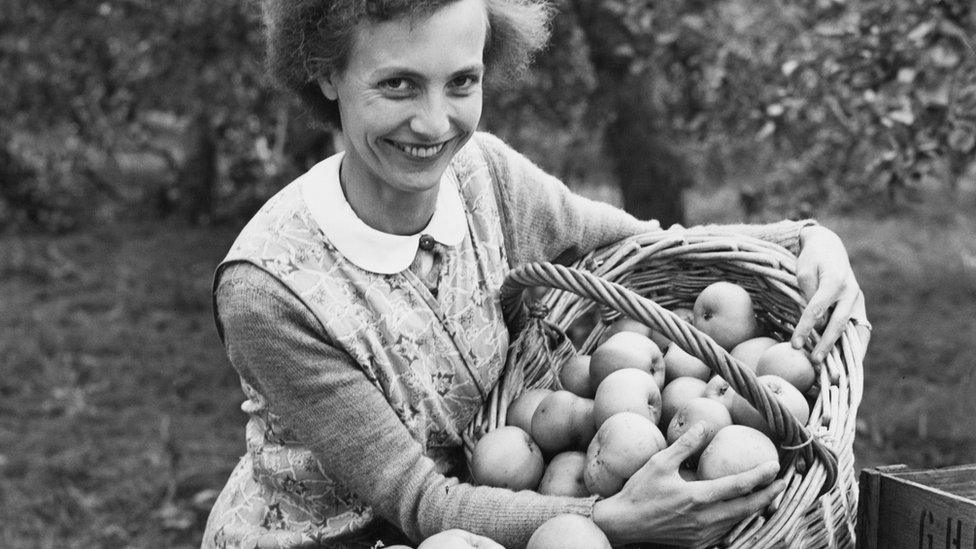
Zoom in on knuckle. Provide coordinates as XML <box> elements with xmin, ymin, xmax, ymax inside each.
<box><xmin>690</xmin><ymin>489</ymin><xmax>711</xmax><ymax>505</ymax></box>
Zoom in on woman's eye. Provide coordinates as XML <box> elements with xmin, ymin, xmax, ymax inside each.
<box><xmin>380</xmin><ymin>78</ymin><xmax>412</xmax><ymax>93</ymax></box>
<box><xmin>451</xmin><ymin>75</ymin><xmax>480</xmax><ymax>90</ymax></box>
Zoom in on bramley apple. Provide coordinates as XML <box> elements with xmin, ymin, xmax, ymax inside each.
<box><xmin>506</xmin><ymin>388</ymin><xmax>552</xmax><ymax>434</ymax></box>
<box><xmin>697</xmin><ymin>425</ymin><xmax>779</xmax><ymax>481</ymax></box>
<box><xmin>704</xmin><ymin>375</ymin><xmax>737</xmax><ymax>410</ymax></box>
<box><xmin>730</xmin><ymin>336</ymin><xmax>778</xmax><ymax>371</ymax></box>
<box><xmin>589</xmin><ymin>332</ymin><xmax>665</xmax><ymax>393</ymax></box>
<box><xmin>527</xmin><ymin>514</ymin><xmax>612</xmax><ymax>549</ymax></box>
<box><xmin>666</xmin><ymin>397</ymin><xmax>733</xmax><ymax>450</ymax></box>
<box><xmin>559</xmin><ymin>355</ymin><xmax>593</xmax><ymax>398</ymax></box>
<box><xmin>664</xmin><ymin>344</ymin><xmax>712</xmax><ymax>383</ymax></box>
<box><xmin>537</xmin><ymin>451</ymin><xmax>589</xmax><ymax>497</ymax></box>
<box><xmin>593</xmin><ymin>368</ymin><xmax>663</xmax><ymax>428</ymax></box>
<box><xmin>602</xmin><ymin>316</ymin><xmax>670</xmax><ymax>351</ymax></box>
<box><xmin>470</xmin><ymin>426</ymin><xmax>544</xmax><ymax>490</ymax></box>
<box><xmin>729</xmin><ymin>374</ymin><xmax>811</xmax><ymax>436</ymax></box>
<box><xmin>531</xmin><ymin>390</ymin><xmax>597</xmax><ymax>455</ymax></box>
<box><xmin>583</xmin><ymin>411</ymin><xmax>667</xmax><ymax>497</ymax></box>
<box><xmin>693</xmin><ymin>281</ymin><xmax>758</xmax><ymax>350</ymax></box>
<box><xmin>660</xmin><ymin>376</ymin><xmax>708</xmax><ymax>429</ymax></box>
<box><xmin>756</xmin><ymin>342</ymin><xmax>816</xmax><ymax>393</ymax></box>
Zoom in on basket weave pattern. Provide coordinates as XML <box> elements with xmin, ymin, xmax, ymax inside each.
<box><xmin>463</xmin><ymin>231</ymin><xmax>865</xmax><ymax>548</ymax></box>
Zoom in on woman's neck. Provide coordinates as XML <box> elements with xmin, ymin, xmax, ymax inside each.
<box><xmin>339</xmin><ymin>163</ymin><xmax>438</xmax><ymax>236</ymax></box>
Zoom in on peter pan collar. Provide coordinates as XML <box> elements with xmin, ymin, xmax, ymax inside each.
<box><xmin>301</xmin><ymin>152</ymin><xmax>466</xmax><ymax>274</ymax></box>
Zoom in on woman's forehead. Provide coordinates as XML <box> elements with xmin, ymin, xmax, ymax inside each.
<box><xmin>346</xmin><ymin>0</ymin><xmax>488</xmax><ymax>75</ymax></box>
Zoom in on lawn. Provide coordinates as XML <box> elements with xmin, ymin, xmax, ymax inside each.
<box><xmin>2</xmin><ymin>192</ymin><xmax>975</xmax><ymax>547</ymax></box>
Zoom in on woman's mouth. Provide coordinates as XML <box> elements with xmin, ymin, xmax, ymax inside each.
<box><xmin>386</xmin><ymin>139</ymin><xmax>448</xmax><ymax>159</ymax></box>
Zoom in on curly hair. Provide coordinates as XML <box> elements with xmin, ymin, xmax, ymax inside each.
<box><xmin>260</xmin><ymin>0</ymin><xmax>554</xmax><ymax>128</ymax></box>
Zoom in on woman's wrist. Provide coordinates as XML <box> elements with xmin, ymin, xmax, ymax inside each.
<box><xmin>798</xmin><ymin>221</ymin><xmax>828</xmax><ymax>249</ymax></box>
<box><xmin>591</xmin><ymin>496</ymin><xmax>630</xmax><ymax>545</ymax></box>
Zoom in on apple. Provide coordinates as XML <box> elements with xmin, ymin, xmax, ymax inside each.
<box><xmin>697</xmin><ymin>425</ymin><xmax>779</xmax><ymax>481</ymax></box>
<box><xmin>583</xmin><ymin>412</ymin><xmax>667</xmax><ymax>497</ymax></box>
<box><xmin>602</xmin><ymin>316</ymin><xmax>653</xmax><ymax>340</ymax></box>
<box><xmin>527</xmin><ymin>514</ymin><xmax>612</xmax><ymax>549</ymax></box>
<box><xmin>704</xmin><ymin>375</ymin><xmax>736</xmax><ymax>410</ymax></box>
<box><xmin>506</xmin><ymin>388</ymin><xmax>553</xmax><ymax>434</ymax></box>
<box><xmin>593</xmin><ymin>368</ymin><xmax>663</xmax><ymax>428</ymax></box>
<box><xmin>729</xmin><ymin>374</ymin><xmax>811</xmax><ymax>436</ymax></box>
<box><xmin>673</xmin><ymin>307</ymin><xmax>695</xmax><ymax>324</ymax></box>
<box><xmin>666</xmin><ymin>398</ymin><xmax>733</xmax><ymax>463</ymax></box>
<box><xmin>589</xmin><ymin>332</ymin><xmax>665</xmax><ymax>394</ymax></box>
<box><xmin>537</xmin><ymin>451</ymin><xmax>589</xmax><ymax>497</ymax></box>
<box><xmin>559</xmin><ymin>355</ymin><xmax>594</xmax><ymax>398</ymax></box>
<box><xmin>756</xmin><ymin>342</ymin><xmax>816</xmax><ymax>393</ymax></box>
<box><xmin>531</xmin><ymin>390</ymin><xmax>597</xmax><ymax>455</ymax></box>
<box><xmin>693</xmin><ymin>281</ymin><xmax>758</xmax><ymax>350</ymax></box>
<box><xmin>602</xmin><ymin>316</ymin><xmax>670</xmax><ymax>351</ymax></box>
<box><xmin>660</xmin><ymin>376</ymin><xmax>708</xmax><ymax>429</ymax></box>
<box><xmin>470</xmin><ymin>426</ymin><xmax>545</xmax><ymax>490</ymax></box>
<box><xmin>730</xmin><ymin>336</ymin><xmax>778</xmax><ymax>371</ymax></box>
<box><xmin>664</xmin><ymin>344</ymin><xmax>712</xmax><ymax>383</ymax></box>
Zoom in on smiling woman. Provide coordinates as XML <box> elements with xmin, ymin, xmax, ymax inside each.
<box><xmin>201</xmin><ymin>0</ymin><xmax>866</xmax><ymax>548</ymax></box>
<box><xmin>316</xmin><ymin>0</ymin><xmax>487</xmax><ymax>235</ymax></box>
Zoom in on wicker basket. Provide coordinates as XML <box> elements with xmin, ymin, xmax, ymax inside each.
<box><xmin>462</xmin><ymin>230</ymin><xmax>865</xmax><ymax>548</ymax></box>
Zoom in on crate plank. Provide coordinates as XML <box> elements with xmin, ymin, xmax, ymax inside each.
<box><xmin>858</xmin><ymin>464</ymin><xmax>976</xmax><ymax>549</ymax></box>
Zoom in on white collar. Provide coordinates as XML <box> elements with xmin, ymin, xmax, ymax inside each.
<box><xmin>300</xmin><ymin>152</ymin><xmax>466</xmax><ymax>274</ymax></box>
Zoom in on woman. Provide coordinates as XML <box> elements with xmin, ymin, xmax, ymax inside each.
<box><xmin>203</xmin><ymin>0</ymin><xmax>867</xmax><ymax>547</ymax></box>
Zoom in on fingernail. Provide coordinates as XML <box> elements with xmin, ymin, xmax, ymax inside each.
<box><xmin>791</xmin><ymin>337</ymin><xmax>803</xmax><ymax>349</ymax></box>
<box><xmin>813</xmin><ymin>351</ymin><xmax>825</xmax><ymax>362</ymax></box>
<box><xmin>693</xmin><ymin>421</ymin><xmax>707</xmax><ymax>436</ymax></box>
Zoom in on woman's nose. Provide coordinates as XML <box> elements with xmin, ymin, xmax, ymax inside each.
<box><xmin>409</xmin><ymin>94</ymin><xmax>451</xmax><ymax>138</ymax></box>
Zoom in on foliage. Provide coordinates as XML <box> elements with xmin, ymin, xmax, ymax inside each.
<box><xmin>0</xmin><ymin>0</ymin><xmax>291</xmax><ymax>231</ymax></box>
<box><xmin>649</xmin><ymin>0</ymin><xmax>976</xmax><ymax>213</ymax></box>
<box><xmin>2</xmin><ymin>0</ymin><xmax>974</xmax><ymax>231</ymax></box>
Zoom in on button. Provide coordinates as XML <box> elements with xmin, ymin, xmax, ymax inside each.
<box><xmin>419</xmin><ymin>234</ymin><xmax>436</xmax><ymax>251</ymax></box>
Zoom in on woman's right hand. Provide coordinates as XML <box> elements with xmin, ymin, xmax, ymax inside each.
<box><xmin>591</xmin><ymin>422</ymin><xmax>787</xmax><ymax>547</ymax></box>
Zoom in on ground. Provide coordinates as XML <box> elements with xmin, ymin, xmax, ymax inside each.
<box><xmin>1</xmin><ymin>192</ymin><xmax>974</xmax><ymax>547</ymax></box>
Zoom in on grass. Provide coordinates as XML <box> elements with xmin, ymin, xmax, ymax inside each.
<box><xmin>0</xmin><ymin>221</ymin><xmax>244</xmax><ymax>548</ymax></box>
<box><xmin>2</xmin><ymin>189</ymin><xmax>975</xmax><ymax>547</ymax></box>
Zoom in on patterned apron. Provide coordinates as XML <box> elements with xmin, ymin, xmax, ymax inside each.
<box><xmin>203</xmin><ymin>143</ymin><xmax>511</xmax><ymax>548</ymax></box>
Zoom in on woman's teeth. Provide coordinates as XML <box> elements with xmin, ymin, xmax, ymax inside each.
<box><xmin>390</xmin><ymin>141</ymin><xmax>446</xmax><ymax>158</ymax></box>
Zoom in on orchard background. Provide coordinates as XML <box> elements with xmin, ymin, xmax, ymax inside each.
<box><xmin>2</xmin><ymin>0</ymin><xmax>975</xmax><ymax>546</ymax></box>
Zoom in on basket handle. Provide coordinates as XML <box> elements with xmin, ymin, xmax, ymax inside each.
<box><xmin>500</xmin><ymin>261</ymin><xmax>838</xmax><ymax>492</ymax></box>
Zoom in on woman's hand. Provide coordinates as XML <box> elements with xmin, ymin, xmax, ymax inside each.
<box><xmin>792</xmin><ymin>225</ymin><xmax>870</xmax><ymax>362</ymax></box>
<box><xmin>591</xmin><ymin>423</ymin><xmax>786</xmax><ymax>547</ymax></box>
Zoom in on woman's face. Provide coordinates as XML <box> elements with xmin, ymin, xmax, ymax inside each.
<box><xmin>319</xmin><ymin>0</ymin><xmax>486</xmax><ymax>200</ymax></box>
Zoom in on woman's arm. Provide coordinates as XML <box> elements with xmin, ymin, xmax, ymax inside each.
<box><xmin>475</xmin><ymin>132</ymin><xmax>809</xmax><ymax>266</ymax></box>
<box><xmin>214</xmin><ymin>263</ymin><xmax>596</xmax><ymax>547</ymax></box>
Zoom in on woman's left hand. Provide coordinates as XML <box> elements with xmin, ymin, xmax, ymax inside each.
<box><xmin>792</xmin><ymin>224</ymin><xmax>869</xmax><ymax>363</ymax></box>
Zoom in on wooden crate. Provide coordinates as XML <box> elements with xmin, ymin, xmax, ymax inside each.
<box><xmin>857</xmin><ymin>463</ymin><xmax>976</xmax><ymax>549</ymax></box>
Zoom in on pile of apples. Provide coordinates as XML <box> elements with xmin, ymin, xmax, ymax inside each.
<box><xmin>470</xmin><ymin>280</ymin><xmax>817</xmax><ymax>505</ymax></box>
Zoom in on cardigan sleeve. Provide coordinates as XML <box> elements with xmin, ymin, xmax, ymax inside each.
<box><xmin>213</xmin><ymin>262</ymin><xmax>597</xmax><ymax>547</ymax></box>
<box><xmin>473</xmin><ymin>132</ymin><xmax>812</xmax><ymax>266</ymax></box>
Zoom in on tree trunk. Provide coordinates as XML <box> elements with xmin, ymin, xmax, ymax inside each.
<box><xmin>176</xmin><ymin>112</ymin><xmax>217</xmax><ymax>224</ymax></box>
<box><xmin>570</xmin><ymin>1</ymin><xmax>692</xmax><ymax>227</ymax></box>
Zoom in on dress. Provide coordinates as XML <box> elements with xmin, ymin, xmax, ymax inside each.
<box><xmin>204</xmin><ymin>139</ymin><xmax>515</xmax><ymax>547</ymax></box>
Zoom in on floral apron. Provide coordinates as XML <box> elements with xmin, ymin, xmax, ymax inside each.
<box><xmin>203</xmin><ymin>143</ymin><xmax>511</xmax><ymax>548</ymax></box>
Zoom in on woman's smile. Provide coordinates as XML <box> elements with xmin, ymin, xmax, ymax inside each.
<box><xmin>383</xmin><ymin>138</ymin><xmax>450</xmax><ymax>160</ymax></box>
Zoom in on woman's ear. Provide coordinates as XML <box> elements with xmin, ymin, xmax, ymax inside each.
<box><xmin>317</xmin><ymin>74</ymin><xmax>340</xmax><ymax>101</ymax></box>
